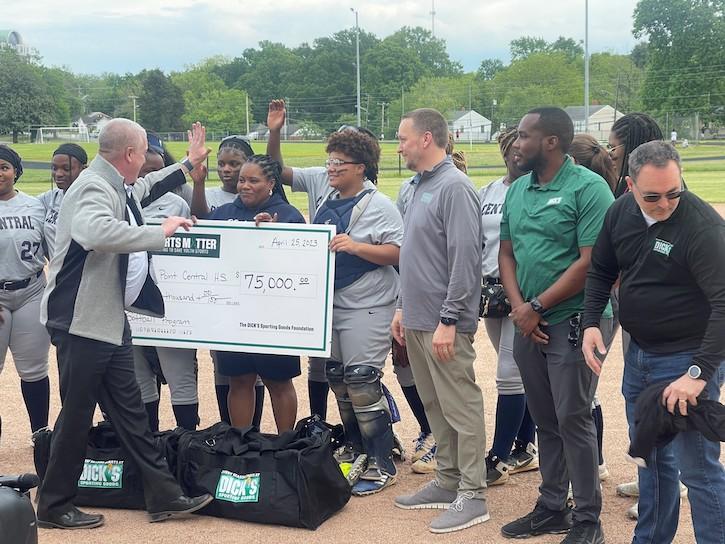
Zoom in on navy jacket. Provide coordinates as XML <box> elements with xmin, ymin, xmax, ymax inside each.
<box><xmin>209</xmin><ymin>193</ymin><xmax>305</xmax><ymax>224</ymax></box>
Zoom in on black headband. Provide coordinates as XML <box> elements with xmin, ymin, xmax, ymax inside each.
<box><xmin>0</xmin><ymin>146</ymin><xmax>23</xmax><ymax>181</ymax></box>
<box><xmin>53</xmin><ymin>143</ymin><xmax>88</xmax><ymax>165</ymax></box>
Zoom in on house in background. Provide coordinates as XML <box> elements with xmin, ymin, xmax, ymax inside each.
<box><xmin>447</xmin><ymin>110</ymin><xmax>492</xmax><ymax>142</ymax></box>
<box><xmin>564</xmin><ymin>105</ymin><xmax>626</xmax><ymax>141</ymax></box>
<box><xmin>76</xmin><ymin>112</ymin><xmax>112</xmax><ymax>136</ymax></box>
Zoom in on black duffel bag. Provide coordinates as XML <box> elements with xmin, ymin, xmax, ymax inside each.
<box><xmin>33</xmin><ymin>422</ymin><xmax>146</xmax><ymax>509</ymax></box>
<box><xmin>176</xmin><ymin>421</ymin><xmax>350</xmax><ymax>529</ymax></box>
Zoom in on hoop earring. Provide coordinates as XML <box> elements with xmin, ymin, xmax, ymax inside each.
<box><xmin>268</xmin><ymin>188</ymin><xmax>273</xmax><ymax>196</ymax></box>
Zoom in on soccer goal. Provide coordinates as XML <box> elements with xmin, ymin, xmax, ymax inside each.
<box><xmin>34</xmin><ymin>125</ymin><xmax>91</xmax><ymax>144</ymax></box>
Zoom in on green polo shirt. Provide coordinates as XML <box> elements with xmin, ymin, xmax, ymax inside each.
<box><xmin>500</xmin><ymin>157</ymin><xmax>614</xmax><ymax>325</ymax></box>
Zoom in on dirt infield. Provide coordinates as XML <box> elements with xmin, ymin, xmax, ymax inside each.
<box><xmin>2</xmin><ymin>324</ymin><xmax>716</xmax><ymax>544</ymax></box>
<box><xmin>5</xmin><ymin>203</ymin><xmax>725</xmax><ymax>543</ymax></box>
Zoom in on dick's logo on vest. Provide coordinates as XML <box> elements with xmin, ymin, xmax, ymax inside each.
<box><xmin>653</xmin><ymin>238</ymin><xmax>673</xmax><ymax>256</ymax></box>
<box><xmin>215</xmin><ymin>470</ymin><xmax>260</xmax><ymax>503</ymax></box>
<box><xmin>78</xmin><ymin>459</ymin><xmax>124</xmax><ymax>488</ymax></box>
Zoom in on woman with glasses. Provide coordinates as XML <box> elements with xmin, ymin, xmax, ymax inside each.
<box><xmin>267</xmin><ymin>103</ymin><xmax>403</xmax><ymax>495</ymax></box>
<box><xmin>209</xmin><ymin>155</ymin><xmax>304</xmax><ymax>433</ymax></box>
<box><xmin>607</xmin><ymin>113</ymin><xmax>663</xmax><ymax>198</ymax></box>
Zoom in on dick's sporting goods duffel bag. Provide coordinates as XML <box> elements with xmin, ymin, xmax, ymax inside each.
<box><xmin>175</xmin><ymin>421</ymin><xmax>350</xmax><ymax>529</ymax></box>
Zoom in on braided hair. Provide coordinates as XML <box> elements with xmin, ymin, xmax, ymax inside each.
<box><xmin>570</xmin><ymin>134</ymin><xmax>617</xmax><ymax>192</ymax></box>
<box><xmin>244</xmin><ymin>154</ymin><xmax>289</xmax><ymax>202</ymax></box>
<box><xmin>610</xmin><ymin>113</ymin><xmax>663</xmax><ymax>197</ymax></box>
<box><xmin>219</xmin><ymin>136</ymin><xmax>254</xmax><ymax>158</ymax></box>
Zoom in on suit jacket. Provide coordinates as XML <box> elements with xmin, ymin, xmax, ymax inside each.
<box><xmin>41</xmin><ymin>155</ymin><xmax>185</xmax><ymax>345</ymax></box>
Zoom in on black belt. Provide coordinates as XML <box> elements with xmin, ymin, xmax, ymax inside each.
<box><xmin>1</xmin><ymin>271</ymin><xmax>42</xmax><ymax>291</ymax></box>
<box><xmin>483</xmin><ymin>276</ymin><xmax>501</xmax><ymax>285</ymax></box>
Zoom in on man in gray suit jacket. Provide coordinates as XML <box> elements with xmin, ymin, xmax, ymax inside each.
<box><xmin>37</xmin><ymin>118</ymin><xmax>212</xmax><ymax>530</ymax></box>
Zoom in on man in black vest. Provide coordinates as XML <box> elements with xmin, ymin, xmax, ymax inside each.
<box><xmin>37</xmin><ymin>119</ymin><xmax>212</xmax><ymax>530</ymax></box>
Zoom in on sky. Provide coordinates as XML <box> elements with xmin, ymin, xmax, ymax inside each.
<box><xmin>7</xmin><ymin>0</ymin><xmax>640</xmax><ymax>75</ymax></box>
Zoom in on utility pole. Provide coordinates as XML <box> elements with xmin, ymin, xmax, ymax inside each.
<box><xmin>431</xmin><ymin>0</ymin><xmax>436</xmax><ymax>37</ymax></box>
<box><xmin>129</xmin><ymin>95</ymin><xmax>138</xmax><ymax>123</ymax></box>
<box><xmin>584</xmin><ymin>0</ymin><xmax>590</xmax><ymax>133</ymax></box>
<box><xmin>378</xmin><ymin>102</ymin><xmax>388</xmax><ymax>137</ymax></box>
<box><xmin>468</xmin><ymin>83</ymin><xmax>473</xmax><ymax>150</ymax></box>
<box><xmin>245</xmin><ymin>93</ymin><xmax>250</xmax><ymax>135</ymax></box>
<box><xmin>351</xmin><ymin>8</ymin><xmax>361</xmax><ymax>127</ymax></box>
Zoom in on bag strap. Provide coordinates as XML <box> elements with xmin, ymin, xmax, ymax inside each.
<box><xmin>346</xmin><ymin>189</ymin><xmax>376</xmax><ymax>234</ymax></box>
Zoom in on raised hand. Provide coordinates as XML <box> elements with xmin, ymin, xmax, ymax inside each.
<box><xmin>267</xmin><ymin>100</ymin><xmax>286</xmax><ymax>132</ymax></box>
<box><xmin>186</xmin><ymin>122</ymin><xmax>211</xmax><ymax>167</ymax></box>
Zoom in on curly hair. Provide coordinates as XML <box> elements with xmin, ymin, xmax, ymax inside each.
<box><xmin>570</xmin><ymin>134</ymin><xmax>618</xmax><ymax>192</ymax></box>
<box><xmin>325</xmin><ymin>130</ymin><xmax>380</xmax><ymax>183</ymax></box>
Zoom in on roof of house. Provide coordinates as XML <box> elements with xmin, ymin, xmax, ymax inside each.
<box><xmin>564</xmin><ymin>105</ymin><xmax>608</xmax><ymax>122</ymax></box>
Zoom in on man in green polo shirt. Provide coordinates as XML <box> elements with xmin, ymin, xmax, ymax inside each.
<box><xmin>498</xmin><ymin>107</ymin><xmax>614</xmax><ymax>544</ymax></box>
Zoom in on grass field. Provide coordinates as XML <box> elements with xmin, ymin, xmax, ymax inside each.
<box><xmin>8</xmin><ymin>140</ymin><xmax>725</xmax><ymax>212</ymax></box>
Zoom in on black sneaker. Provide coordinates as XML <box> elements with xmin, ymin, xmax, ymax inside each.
<box><xmin>485</xmin><ymin>453</ymin><xmax>510</xmax><ymax>486</ymax></box>
<box><xmin>501</xmin><ymin>504</ymin><xmax>572</xmax><ymax>539</ymax></box>
<box><xmin>560</xmin><ymin>521</ymin><xmax>604</xmax><ymax>544</ymax></box>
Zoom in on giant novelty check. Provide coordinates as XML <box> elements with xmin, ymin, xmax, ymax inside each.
<box><xmin>128</xmin><ymin>221</ymin><xmax>336</xmax><ymax>357</ymax></box>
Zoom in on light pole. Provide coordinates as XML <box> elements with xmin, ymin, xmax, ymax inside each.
<box><xmin>351</xmin><ymin>7</ymin><xmax>361</xmax><ymax>127</ymax></box>
<box><xmin>584</xmin><ymin>0</ymin><xmax>590</xmax><ymax>133</ymax></box>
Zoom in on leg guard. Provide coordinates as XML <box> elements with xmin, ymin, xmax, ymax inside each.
<box><xmin>326</xmin><ymin>360</ymin><xmax>362</xmax><ymax>455</ymax></box>
<box><xmin>345</xmin><ymin>365</ymin><xmax>396</xmax><ymax>476</ymax></box>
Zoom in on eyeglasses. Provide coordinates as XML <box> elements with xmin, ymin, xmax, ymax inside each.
<box><xmin>325</xmin><ymin>158</ymin><xmax>360</xmax><ymax>168</ymax></box>
<box><xmin>632</xmin><ymin>183</ymin><xmax>686</xmax><ymax>203</ymax></box>
<box><xmin>606</xmin><ymin>143</ymin><xmax>624</xmax><ymax>157</ymax></box>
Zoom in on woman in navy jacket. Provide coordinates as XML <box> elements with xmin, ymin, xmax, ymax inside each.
<box><xmin>209</xmin><ymin>155</ymin><xmax>304</xmax><ymax>433</ymax></box>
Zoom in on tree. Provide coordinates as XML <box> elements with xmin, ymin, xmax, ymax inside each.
<box><xmin>385</xmin><ymin>26</ymin><xmax>463</xmax><ymax>76</ymax></box>
<box><xmin>0</xmin><ymin>50</ymin><xmax>56</xmax><ymax>142</ymax></box>
<box><xmin>137</xmin><ymin>69</ymin><xmax>185</xmax><ymax>131</ymax></box>
<box><xmin>510</xmin><ymin>36</ymin><xmax>549</xmax><ymax>61</ymax></box>
<box><xmin>172</xmin><ymin>66</ymin><xmax>249</xmax><ymax>132</ymax></box>
<box><xmin>477</xmin><ymin>59</ymin><xmax>505</xmax><ymax>81</ymax></box>
<box><xmin>634</xmin><ymin>0</ymin><xmax>725</xmax><ymax>124</ymax></box>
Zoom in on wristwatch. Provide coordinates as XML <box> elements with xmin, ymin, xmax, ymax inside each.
<box><xmin>687</xmin><ymin>364</ymin><xmax>702</xmax><ymax>379</ymax></box>
<box><xmin>440</xmin><ymin>317</ymin><xmax>458</xmax><ymax>326</ymax></box>
<box><xmin>181</xmin><ymin>157</ymin><xmax>194</xmax><ymax>172</ymax></box>
<box><xmin>529</xmin><ymin>297</ymin><xmax>546</xmax><ymax>315</ymax></box>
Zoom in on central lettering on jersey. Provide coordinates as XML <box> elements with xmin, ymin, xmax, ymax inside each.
<box><xmin>546</xmin><ymin>197</ymin><xmax>562</xmax><ymax>206</ymax></box>
<box><xmin>0</xmin><ymin>215</ymin><xmax>35</xmax><ymax>230</ymax></box>
<box><xmin>481</xmin><ymin>203</ymin><xmax>503</xmax><ymax>215</ymax></box>
<box><xmin>653</xmin><ymin>238</ymin><xmax>673</xmax><ymax>257</ymax></box>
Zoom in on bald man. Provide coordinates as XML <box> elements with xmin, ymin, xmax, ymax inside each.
<box><xmin>36</xmin><ymin>119</ymin><xmax>212</xmax><ymax>530</ymax></box>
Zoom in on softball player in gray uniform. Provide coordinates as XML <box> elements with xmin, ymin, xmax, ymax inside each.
<box><xmin>0</xmin><ymin>145</ymin><xmax>50</xmax><ymax>434</ymax></box>
<box><xmin>39</xmin><ymin>144</ymin><xmax>89</xmax><ymax>259</ymax></box>
<box><xmin>298</xmin><ymin>130</ymin><xmax>403</xmax><ymax>496</ymax></box>
<box><xmin>132</xmin><ymin>144</ymin><xmax>199</xmax><ymax>431</ymax></box>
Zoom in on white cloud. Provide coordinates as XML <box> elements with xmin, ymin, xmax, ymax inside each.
<box><xmin>10</xmin><ymin>0</ymin><xmax>639</xmax><ymax>74</ymax></box>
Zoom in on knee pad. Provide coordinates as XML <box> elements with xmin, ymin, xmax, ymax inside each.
<box><xmin>345</xmin><ymin>365</ymin><xmax>389</xmax><ymax>414</ymax></box>
<box><xmin>325</xmin><ymin>360</ymin><xmax>347</xmax><ymax>399</ymax></box>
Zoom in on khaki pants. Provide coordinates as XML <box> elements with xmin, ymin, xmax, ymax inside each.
<box><xmin>405</xmin><ymin>329</ymin><xmax>486</xmax><ymax>497</ymax></box>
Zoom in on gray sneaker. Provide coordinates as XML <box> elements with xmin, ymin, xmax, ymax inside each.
<box><xmin>394</xmin><ymin>480</ymin><xmax>457</xmax><ymax>510</ymax></box>
<box><xmin>429</xmin><ymin>491</ymin><xmax>490</xmax><ymax>534</ymax></box>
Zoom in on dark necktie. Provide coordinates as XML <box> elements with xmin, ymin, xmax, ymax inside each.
<box><xmin>126</xmin><ymin>188</ymin><xmax>144</xmax><ymax>225</ymax></box>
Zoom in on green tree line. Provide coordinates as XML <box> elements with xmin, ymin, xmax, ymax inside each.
<box><xmin>0</xmin><ymin>0</ymin><xmax>722</xmax><ymax>142</ymax></box>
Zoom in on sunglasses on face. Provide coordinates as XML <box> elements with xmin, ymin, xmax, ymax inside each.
<box><xmin>606</xmin><ymin>143</ymin><xmax>624</xmax><ymax>157</ymax></box>
<box><xmin>632</xmin><ymin>183</ymin><xmax>687</xmax><ymax>203</ymax></box>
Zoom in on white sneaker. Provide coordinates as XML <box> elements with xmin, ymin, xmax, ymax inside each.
<box><xmin>598</xmin><ymin>463</ymin><xmax>610</xmax><ymax>481</ymax></box>
<box><xmin>411</xmin><ymin>445</ymin><xmax>437</xmax><ymax>474</ymax></box>
<box><xmin>627</xmin><ymin>502</ymin><xmax>638</xmax><ymax>520</ymax></box>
